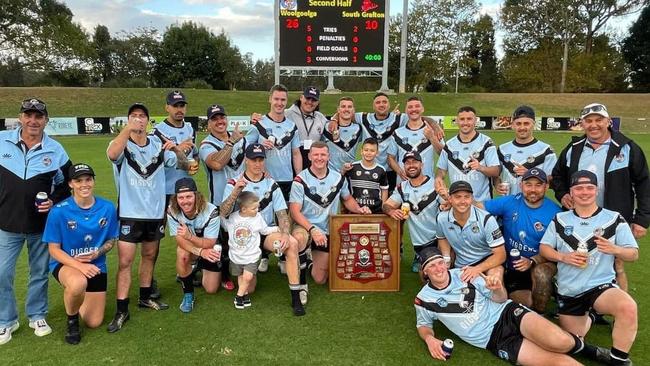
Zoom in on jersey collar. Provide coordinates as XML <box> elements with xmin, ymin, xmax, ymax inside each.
<box><xmin>571</xmin><ymin>206</ymin><xmax>603</xmax><ymax>219</ymax></box>
<box><xmin>512</xmin><ymin>138</ymin><xmax>538</xmax><ymax>147</ymax></box>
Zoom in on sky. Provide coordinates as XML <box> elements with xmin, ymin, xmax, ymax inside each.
<box><xmin>62</xmin><ymin>0</ymin><xmax>637</xmax><ymax>61</ymax></box>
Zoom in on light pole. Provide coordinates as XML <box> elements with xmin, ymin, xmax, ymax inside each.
<box><xmin>454</xmin><ymin>21</ymin><xmax>461</xmax><ymax>94</ymax></box>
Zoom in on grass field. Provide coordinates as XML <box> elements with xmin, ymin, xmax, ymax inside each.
<box><xmin>0</xmin><ymin>88</ymin><xmax>649</xmax><ymax>131</ymax></box>
<box><xmin>2</xmin><ymin>129</ymin><xmax>649</xmax><ymax>365</ymax></box>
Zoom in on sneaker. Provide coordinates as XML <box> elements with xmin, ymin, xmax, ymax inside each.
<box><xmin>242</xmin><ymin>294</ymin><xmax>252</xmax><ymax>308</ymax></box>
<box><xmin>592</xmin><ymin>346</ymin><xmax>611</xmax><ymax>364</ymax></box>
<box><xmin>65</xmin><ymin>318</ymin><xmax>81</xmax><ymax>345</ymax></box>
<box><xmin>150</xmin><ymin>279</ymin><xmax>161</xmax><ymax>300</ymax></box>
<box><xmin>234</xmin><ymin>296</ymin><xmax>245</xmax><ymax>310</ymax></box>
<box><xmin>292</xmin><ymin>300</ymin><xmax>306</xmax><ymax>316</ymax></box>
<box><xmin>279</xmin><ymin>260</ymin><xmax>287</xmax><ymax>275</ymax></box>
<box><xmin>299</xmin><ymin>284</ymin><xmax>309</xmax><ymax>305</ymax></box>
<box><xmin>29</xmin><ymin>319</ymin><xmax>52</xmax><ymax>337</ymax></box>
<box><xmin>221</xmin><ymin>280</ymin><xmax>235</xmax><ymax>291</ymax></box>
<box><xmin>107</xmin><ymin>312</ymin><xmax>129</xmax><ymax>333</ymax></box>
<box><xmin>0</xmin><ymin>322</ymin><xmax>19</xmax><ymax>345</ymax></box>
<box><xmin>179</xmin><ymin>293</ymin><xmax>195</xmax><ymax>313</ymax></box>
<box><xmin>138</xmin><ymin>298</ymin><xmax>169</xmax><ymax>310</ymax></box>
<box><xmin>258</xmin><ymin>258</ymin><xmax>269</xmax><ymax>273</ymax></box>
<box><xmin>411</xmin><ymin>257</ymin><xmax>420</xmax><ymax>273</ymax></box>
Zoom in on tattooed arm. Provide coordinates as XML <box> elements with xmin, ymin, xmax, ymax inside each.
<box><xmin>94</xmin><ymin>238</ymin><xmax>117</xmax><ymax>259</ymax></box>
<box><xmin>275</xmin><ymin>209</ymin><xmax>292</xmax><ymax>234</ymax></box>
<box><xmin>220</xmin><ymin>176</ymin><xmax>247</xmax><ymax>218</ymax></box>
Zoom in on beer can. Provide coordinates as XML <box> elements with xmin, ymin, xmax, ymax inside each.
<box><xmin>510</xmin><ymin>248</ymin><xmax>521</xmax><ymax>263</ymax></box>
<box><xmin>187</xmin><ymin>157</ymin><xmax>199</xmax><ymax>176</ymax></box>
<box><xmin>272</xmin><ymin>240</ymin><xmax>283</xmax><ymax>257</ymax></box>
<box><xmin>332</xmin><ymin>129</ymin><xmax>340</xmax><ymax>142</ymax></box>
<box><xmin>499</xmin><ymin>182</ymin><xmax>511</xmax><ymax>194</ymax></box>
<box><xmin>401</xmin><ymin>202</ymin><xmax>410</xmax><ymax>217</ymax></box>
<box><xmin>35</xmin><ymin>192</ymin><xmax>48</xmax><ymax>207</ymax></box>
<box><xmin>442</xmin><ymin>339</ymin><xmax>454</xmax><ymax>359</ymax></box>
<box><xmin>213</xmin><ymin>244</ymin><xmax>222</xmax><ymax>256</ymax></box>
<box><xmin>577</xmin><ymin>242</ymin><xmax>589</xmax><ymax>269</ymax></box>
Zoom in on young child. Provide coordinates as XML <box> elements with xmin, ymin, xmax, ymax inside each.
<box><xmin>222</xmin><ymin>191</ymin><xmax>279</xmax><ymax>309</ymax></box>
<box><xmin>343</xmin><ymin>137</ymin><xmax>389</xmax><ymax>214</ymax></box>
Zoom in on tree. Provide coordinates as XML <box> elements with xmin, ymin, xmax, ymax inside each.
<box><xmin>623</xmin><ymin>5</ymin><xmax>650</xmax><ymax>91</ymax></box>
<box><xmin>578</xmin><ymin>0</ymin><xmax>647</xmax><ymax>54</ymax></box>
<box><xmin>110</xmin><ymin>27</ymin><xmax>161</xmax><ymax>86</ymax></box>
<box><xmin>92</xmin><ymin>25</ymin><xmax>113</xmax><ymax>83</ymax></box>
<box><xmin>465</xmin><ymin>15</ymin><xmax>499</xmax><ymax>91</ymax></box>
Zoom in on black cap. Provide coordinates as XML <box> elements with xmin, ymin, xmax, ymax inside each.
<box><xmin>20</xmin><ymin>98</ymin><xmax>48</xmax><ymax>116</ymax></box>
<box><xmin>245</xmin><ymin>143</ymin><xmax>266</xmax><ymax>159</ymax></box>
<box><xmin>68</xmin><ymin>163</ymin><xmax>95</xmax><ymax>180</ymax></box>
<box><xmin>175</xmin><ymin>177</ymin><xmax>198</xmax><ymax>194</ymax></box>
<box><xmin>522</xmin><ymin>168</ymin><xmax>547</xmax><ymax>183</ymax></box>
<box><xmin>419</xmin><ymin>246</ymin><xmax>444</xmax><ymax>269</ymax></box>
<box><xmin>449</xmin><ymin>180</ymin><xmax>473</xmax><ymax>195</ymax></box>
<box><xmin>128</xmin><ymin>103</ymin><xmax>149</xmax><ymax>118</ymax></box>
<box><xmin>570</xmin><ymin>170</ymin><xmax>598</xmax><ymax>187</ymax></box>
<box><xmin>207</xmin><ymin>104</ymin><xmax>227</xmax><ymax>120</ymax></box>
<box><xmin>402</xmin><ymin>150</ymin><xmax>422</xmax><ymax>163</ymax></box>
<box><xmin>512</xmin><ymin>105</ymin><xmax>535</xmax><ymax>120</ymax></box>
<box><xmin>303</xmin><ymin>86</ymin><xmax>320</xmax><ymax>101</ymax></box>
<box><xmin>166</xmin><ymin>90</ymin><xmax>187</xmax><ymax>106</ymax></box>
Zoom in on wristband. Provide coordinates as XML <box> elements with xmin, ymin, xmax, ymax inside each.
<box><xmin>308</xmin><ymin>225</ymin><xmax>316</xmax><ymax>233</ymax></box>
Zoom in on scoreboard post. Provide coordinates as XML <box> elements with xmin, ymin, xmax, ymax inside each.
<box><xmin>274</xmin><ymin>0</ymin><xmax>391</xmax><ymax>91</ymax></box>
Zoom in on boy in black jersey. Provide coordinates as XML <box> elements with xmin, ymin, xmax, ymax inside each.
<box><xmin>343</xmin><ymin>138</ymin><xmax>389</xmax><ymax>214</ymax></box>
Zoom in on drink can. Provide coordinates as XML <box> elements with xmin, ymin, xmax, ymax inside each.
<box><xmin>213</xmin><ymin>244</ymin><xmax>222</xmax><ymax>255</ymax></box>
<box><xmin>272</xmin><ymin>240</ymin><xmax>283</xmax><ymax>257</ymax></box>
<box><xmin>577</xmin><ymin>242</ymin><xmax>589</xmax><ymax>269</ymax></box>
<box><xmin>499</xmin><ymin>182</ymin><xmax>511</xmax><ymax>194</ymax></box>
<box><xmin>401</xmin><ymin>202</ymin><xmax>410</xmax><ymax>217</ymax></box>
<box><xmin>187</xmin><ymin>157</ymin><xmax>199</xmax><ymax>176</ymax></box>
<box><xmin>35</xmin><ymin>192</ymin><xmax>48</xmax><ymax>207</ymax></box>
<box><xmin>509</xmin><ymin>248</ymin><xmax>521</xmax><ymax>263</ymax></box>
<box><xmin>267</xmin><ymin>135</ymin><xmax>276</xmax><ymax>146</ymax></box>
<box><xmin>442</xmin><ymin>339</ymin><xmax>454</xmax><ymax>359</ymax></box>
<box><xmin>332</xmin><ymin>129</ymin><xmax>340</xmax><ymax>142</ymax></box>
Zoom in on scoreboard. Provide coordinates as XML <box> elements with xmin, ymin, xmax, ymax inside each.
<box><xmin>277</xmin><ymin>0</ymin><xmax>387</xmax><ymax>69</ymax></box>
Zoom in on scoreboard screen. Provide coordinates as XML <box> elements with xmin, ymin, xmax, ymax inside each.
<box><xmin>278</xmin><ymin>0</ymin><xmax>386</xmax><ymax>69</ymax></box>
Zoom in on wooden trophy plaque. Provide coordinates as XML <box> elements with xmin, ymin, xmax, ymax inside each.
<box><xmin>328</xmin><ymin>214</ymin><xmax>401</xmax><ymax>292</ymax></box>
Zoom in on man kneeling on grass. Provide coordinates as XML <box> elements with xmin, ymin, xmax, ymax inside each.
<box><xmin>414</xmin><ymin>246</ymin><xmax>611</xmax><ymax>365</ymax></box>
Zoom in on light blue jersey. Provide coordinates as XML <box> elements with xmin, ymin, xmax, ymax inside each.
<box><xmin>167</xmin><ymin>202</ymin><xmax>221</xmax><ymax>239</ymax></box>
<box><xmin>437</xmin><ymin>133</ymin><xmax>499</xmax><ymax>202</ymax></box>
<box><xmin>245</xmin><ymin>115</ymin><xmax>300</xmax><ymax>183</ymax></box>
<box><xmin>43</xmin><ymin>196</ymin><xmax>119</xmax><ymax>273</ymax></box>
<box><xmin>152</xmin><ymin>121</ymin><xmax>197</xmax><ymax>195</ymax></box>
<box><xmin>540</xmin><ymin>208</ymin><xmax>637</xmax><ymax>297</ymax></box>
<box><xmin>434</xmin><ymin>207</ymin><xmax>505</xmax><ymax>267</ymax></box>
<box><xmin>111</xmin><ymin>135</ymin><xmax>177</xmax><ymax>220</ymax></box>
<box><xmin>388</xmin><ymin>123</ymin><xmax>441</xmax><ymax>182</ymax></box>
<box><xmin>222</xmin><ymin>173</ymin><xmax>287</xmax><ymax>225</ymax></box>
<box><xmin>322</xmin><ymin>122</ymin><xmax>362</xmax><ymax>172</ymax></box>
<box><xmin>388</xmin><ymin>176</ymin><xmax>442</xmax><ymax>247</ymax></box>
<box><xmin>289</xmin><ymin>168</ymin><xmax>351</xmax><ymax>234</ymax></box>
<box><xmin>415</xmin><ymin>269</ymin><xmax>511</xmax><ymax>348</ymax></box>
<box><xmin>356</xmin><ymin>112</ymin><xmax>408</xmax><ymax>171</ymax></box>
<box><xmin>199</xmin><ymin>133</ymin><xmax>246</xmax><ymax>206</ymax></box>
<box><xmin>484</xmin><ymin>195</ymin><xmax>561</xmax><ymax>269</ymax></box>
<box><xmin>497</xmin><ymin>139</ymin><xmax>556</xmax><ymax>195</ymax></box>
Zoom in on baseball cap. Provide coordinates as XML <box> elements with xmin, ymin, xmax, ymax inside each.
<box><xmin>512</xmin><ymin>105</ymin><xmax>535</xmax><ymax>120</ymax></box>
<box><xmin>580</xmin><ymin>103</ymin><xmax>609</xmax><ymax>119</ymax></box>
<box><xmin>419</xmin><ymin>246</ymin><xmax>444</xmax><ymax>269</ymax></box>
<box><xmin>570</xmin><ymin>170</ymin><xmax>598</xmax><ymax>187</ymax></box>
<box><xmin>128</xmin><ymin>103</ymin><xmax>149</xmax><ymax>118</ymax></box>
<box><xmin>402</xmin><ymin>151</ymin><xmax>422</xmax><ymax>163</ymax></box>
<box><xmin>245</xmin><ymin>143</ymin><xmax>266</xmax><ymax>159</ymax></box>
<box><xmin>449</xmin><ymin>180</ymin><xmax>473</xmax><ymax>195</ymax></box>
<box><xmin>166</xmin><ymin>90</ymin><xmax>187</xmax><ymax>106</ymax></box>
<box><xmin>303</xmin><ymin>86</ymin><xmax>320</xmax><ymax>101</ymax></box>
<box><xmin>522</xmin><ymin>168</ymin><xmax>547</xmax><ymax>183</ymax></box>
<box><xmin>207</xmin><ymin>104</ymin><xmax>227</xmax><ymax>120</ymax></box>
<box><xmin>68</xmin><ymin>163</ymin><xmax>95</xmax><ymax>180</ymax></box>
<box><xmin>175</xmin><ymin>177</ymin><xmax>198</xmax><ymax>194</ymax></box>
<box><xmin>20</xmin><ymin>98</ymin><xmax>48</xmax><ymax>116</ymax></box>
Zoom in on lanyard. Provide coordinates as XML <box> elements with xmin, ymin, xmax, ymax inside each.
<box><xmin>300</xmin><ymin>112</ymin><xmax>316</xmax><ymax>136</ymax></box>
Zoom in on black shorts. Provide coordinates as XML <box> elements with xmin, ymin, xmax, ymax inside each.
<box><xmin>310</xmin><ymin>234</ymin><xmax>331</xmax><ymax>253</ymax></box>
<box><xmin>504</xmin><ymin>268</ymin><xmax>533</xmax><ymax>293</ymax></box>
<box><xmin>278</xmin><ymin>181</ymin><xmax>292</xmax><ymax>202</ymax></box>
<box><xmin>413</xmin><ymin>240</ymin><xmax>439</xmax><ymax>263</ymax></box>
<box><xmin>197</xmin><ymin>257</ymin><xmax>222</xmax><ymax>272</ymax></box>
<box><xmin>52</xmin><ymin>263</ymin><xmax>108</xmax><ymax>292</ymax></box>
<box><xmin>386</xmin><ymin>171</ymin><xmax>397</xmax><ymax>196</ymax></box>
<box><xmin>486</xmin><ymin>302</ymin><xmax>532</xmax><ymax>364</ymax></box>
<box><xmin>299</xmin><ymin>147</ymin><xmax>311</xmax><ymax>170</ymax></box>
<box><xmin>119</xmin><ymin>219</ymin><xmax>165</xmax><ymax>243</ymax></box>
<box><xmin>557</xmin><ymin>283</ymin><xmax>616</xmax><ymax>316</ymax></box>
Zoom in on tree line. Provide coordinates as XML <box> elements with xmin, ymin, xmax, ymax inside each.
<box><xmin>1</xmin><ymin>0</ymin><xmax>649</xmax><ymax>92</ymax></box>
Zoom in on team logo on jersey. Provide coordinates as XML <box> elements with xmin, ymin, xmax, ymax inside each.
<box><xmin>372</xmin><ymin>172</ymin><xmax>378</xmax><ymax>179</ymax></box>
<box><xmin>593</xmin><ymin>227</ymin><xmax>604</xmax><ymax>237</ymax></box>
<box><xmin>343</xmin><ymin>142</ymin><xmax>349</xmax><ymax>149</ymax></box>
<box><xmin>615</xmin><ymin>153</ymin><xmax>625</xmax><ymax>162</ymax></box>
<box><xmin>452</xmin><ymin>151</ymin><xmax>459</xmax><ymax>160</ymax></box>
<box><xmin>151</xmin><ymin>156</ymin><xmax>158</xmax><ymax>164</ymax></box>
<box><xmin>498</xmin><ymin>350</ymin><xmax>510</xmax><ymax>360</ymax></box>
<box><xmin>471</xmin><ymin>224</ymin><xmax>479</xmax><ymax>233</ymax></box>
<box><xmin>330</xmin><ymin>185</ymin><xmax>337</xmax><ymax>193</ymax></box>
<box><xmin>84</xmin><ymin>234</ymin><xmax>93</xmax><ymax>243</ymax></box>
<box><xmin>121</xmin><ymin>225</ymin><xmax>131</xmax><ymax>235</ymax></box>
<box><xmin>534</xmin><ymin>222</ymin><xmax>544</xmax><ymax>232</ymax></box>
<box><xmin>527</xmin><ymin>156</ymin><xmax>535</xmax><ymax>163</ymax></box>
<box><xmin>436</xmin><ymin>298</ymin><xmax>448</xmax><ymax>308</ymax></box>
<box><xmin>356</xmin><ymin>170</ymin><xmax>362</xmax><ymax>176</ymax></box>
<box><xmin>358</xmin><ymin>249</ymin><xmax>371</xmax><ymax>266</ymax></box>
<box><xmin>99</xmin><ymin>217</ymin><xmax>107</xmax><ymax>228</ymax></box>
<box><xmin>512</xmin><ymin>212</ymin><xmax>518</xmax><ymax>221</ymax></box>
<box><xmin>471</xmin><ymin>151</ymin><xmax>480</xmax><ymax>159</ymax></box>
<box><xmin>513</xmin><ymin>307</ymin><xmax>524</xmax><ymax>317</ymax></box>
<box><xmin>564</xmin><ymin>226</ymin><xmax>573</xmax><ymax>236</ymax></box>
<box><xmin>309</xmin><ymin>186</ymin><xmax>317</xmax><ymax>195</ymax></box>
<box><xmin>364</xmin><ymin>170</ymin><xmax>370</xmax><ymax>175</ymax></box>
<box><xmin>42</xmin><ymin>156</ymin><xmax>52</xmax><ymax>167</ymax></box>
<box><xmin>321</xmin><ymin>196</ymin><xmax>329</xmax><ymax>204</ymax></box>
<box><xmin>503</xmin><ymin>154</ymin><xmax>511</xmax><ymax>162</ymax></box>
<box><xmin>519</xmin><ymin>231</ymin><xmax>526</xmax><ymax>241</ymax></box>
<box><xmin>67</xmin><ymin>220</ymin><xmax>77</xmax><ymax>230</ymax></box>
<box><xmin>264</xmin><ymin>191</ymin><xmax>271</xmax><ymax>199</ymax></box>
<box><xmin>362</xmin><ymin>189</ymin><xmax>369</xmax><ymax>195</ymax></box>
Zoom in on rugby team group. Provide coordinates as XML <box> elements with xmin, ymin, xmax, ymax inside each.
<box><xmin>1</xmin><ymin>86</ymin><xmax>647</xmax><ymax>365</ymax></box>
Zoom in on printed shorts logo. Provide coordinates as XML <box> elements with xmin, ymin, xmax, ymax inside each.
<box><xmin>121</xmin><ymin>225</ymin><xmax>131</xmax><ymax>235</ymax></box>
<box><xmin>498</xmin><ymin>350</ymin><xmax>509</xmax><ymax>360</ymax></box>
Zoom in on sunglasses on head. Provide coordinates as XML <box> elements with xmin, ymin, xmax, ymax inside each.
<box><xmin>581</xmin><ymin>104</ymin><xmax>607</xmax><ymax>116</ymax></box>
<box><xmin>21</xmin><ymin>99</ymin><xmax>46</xmax><ymax>111</ymax></box>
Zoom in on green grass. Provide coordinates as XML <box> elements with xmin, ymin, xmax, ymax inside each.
<box><xmin>3</xmin><ymin>131</ymin><xmax>650</xmax><ymax>365</ymax></box>
<box><xmin>1</xmin><ymin>87</ymin><xmax>649</xmax><ymax>131</ymax></box>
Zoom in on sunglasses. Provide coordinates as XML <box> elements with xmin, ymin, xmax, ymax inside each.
<box><xmin>581</xmin><ymin>104</ymin><xmax>607</xmax><ymax>116</ymax></box>
<box><xmin>21</xmin><ymin>99</ymin><xmax>46</xmax><ymax>111</ymax></box>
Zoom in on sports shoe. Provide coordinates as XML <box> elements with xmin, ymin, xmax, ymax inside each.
<box><xmin>592</xmin><ymin>347</ymin><xmax>611</xmax><ymax>364</ymax></box>
<box><xmin>242</xmin><ymin>294</ymin><xmax>252</xmax><ymax>308</ymax></box>
<box><xmin>29</xmin><ymin>319</ymin><xmax>52</xmax><ymax>337</ymax></box>
<box><xmin>150</xmin><ymin>279</ymin><xmax>161</xmax><ymax>300</ymax></box>
<box><xmin>258</xmin><ymin>258</ymin><xmax>269</xmax><ymax>273</ymax></box>
<box><xmin>138</xmin><ymin>298</ymin><xmax>169</xmax><ymax>310</ymax></box>
<box><xmin>292</xmin><ymin>300</ymin><xmax>306</xmax><ymax>316</ymax></box>
<box><xmin>107</xmin><ymin>312</ymin><xmax>129</xmax><ymax>333</ymax></box>
<box><xmin>279</xmin><ymin>260</ymin><xmax>287</xmax><ymax>274</ymax></box>
<box><xmin>299</xmin><ymin>284</ymin><xmax>309</xmax><ymax>305</ymax></box>
<box><xmin>221</xmin><ymin>280</ymin><xmax>235</xmax><ymax>291</ymax></box>
<box><xmin>411</xmin><ymin>257</ymin><xmax>420</xmax><ymax>273</ymax></box>
<box><xmin>65</xmin><ymin>318</ymin><xmax>81</xmax><ymax>345</ymax></box>
<box><xmin>0</xmin><ymin>322</ymin><xmax>19</xmax><ymax>345</ymax></box>
<box><xmin>234</xmin><ymin>296</ymin><xmax>245</xmax><ymax>310</ymax></box>
<box><xmin>179</xmin><ymin>293</ymin><xmax>195</xmax><ymax>313</ymax></box>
